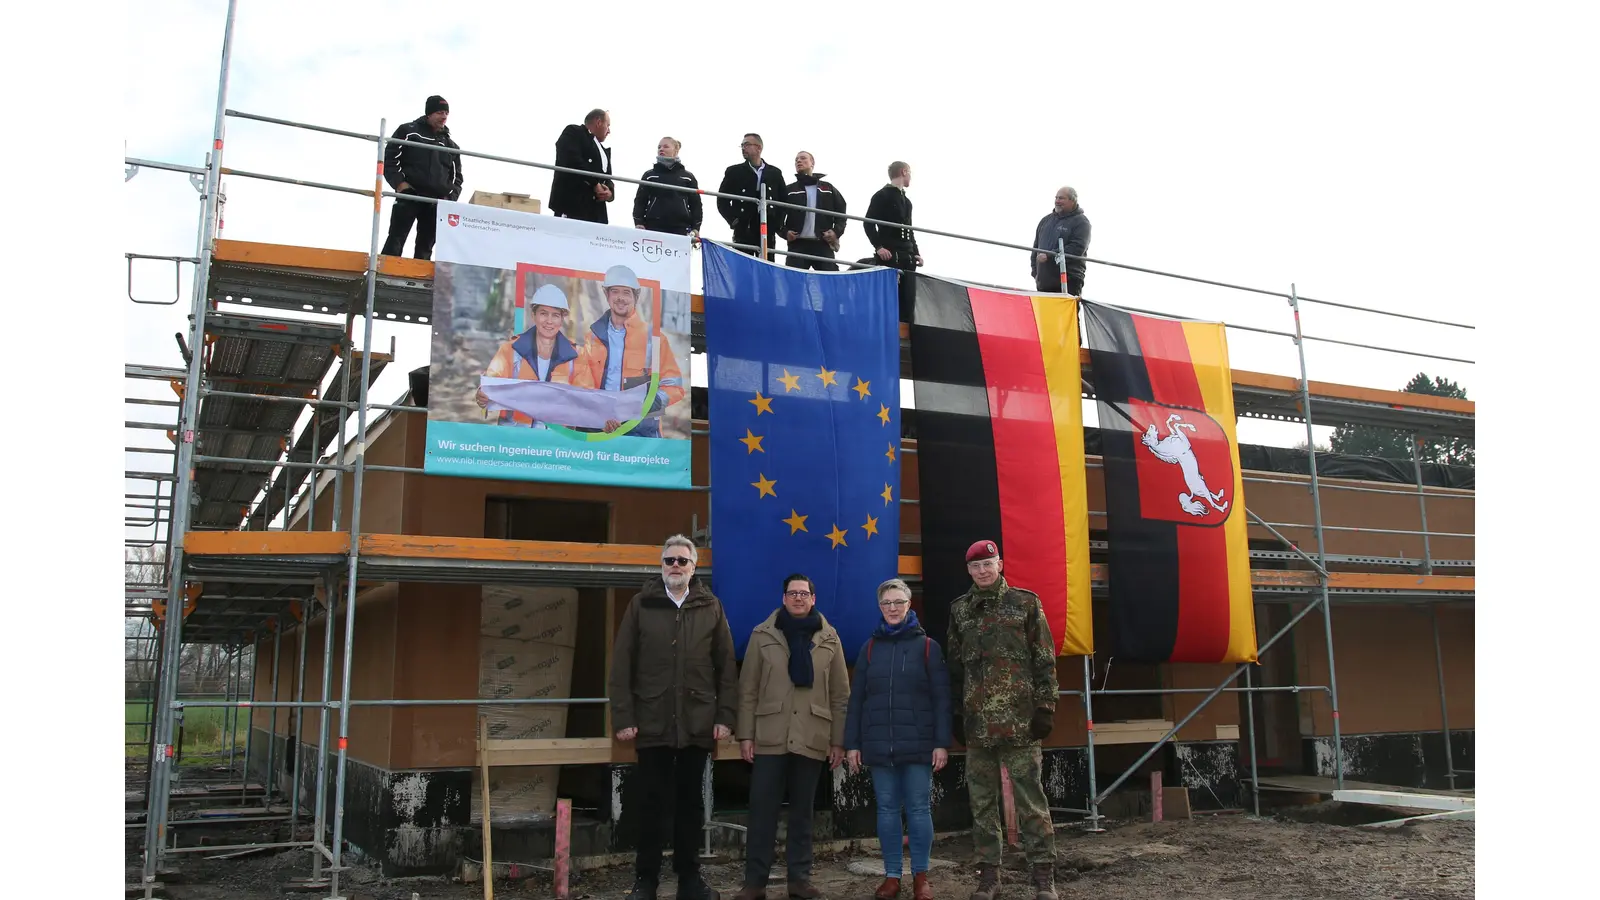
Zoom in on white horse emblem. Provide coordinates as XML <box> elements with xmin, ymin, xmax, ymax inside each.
<box><xmin>1140</xmin><ymin>413</ymin><xmax>1229</xmax><ymax>517</ymax></box>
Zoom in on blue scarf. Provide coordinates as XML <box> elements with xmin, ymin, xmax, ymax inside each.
<box><xmin>874</xmin><ymin>608</ymin><xmax>922</xmax><ymax>640</ymax></box>
<box><xmin>775</xmin><ymin>607</ymin><xmax>823</xmax><ymax>686</ymax></box>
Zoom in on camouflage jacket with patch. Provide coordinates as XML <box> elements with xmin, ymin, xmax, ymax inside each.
<box><xmin>946</xmin><ymin>579</ymin><xmax>1058</xmax><ymax>748</ymax></box>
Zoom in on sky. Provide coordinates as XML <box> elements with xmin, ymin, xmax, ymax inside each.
<box><xmin>120</xmin><ymin>0</ymin><xmax>1500</xmax><ymax>489</ymax></box>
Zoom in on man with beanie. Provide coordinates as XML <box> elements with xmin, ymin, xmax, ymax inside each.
<box><xmin>633</xmin><ymin>136</ymin><xmax>703</xmax><ymax>237</ymax></box>
<box><xmin>381</xmin><ymin>95</ymin><xmax>462</xmax><ymax>260</ymax></box>
<box><xmin>946</xmin><ymin>540</ymin><xmax>1059</xmax><ymax>900</ymax></box>
<box><xmin>716</xmin><ymin>133</ymin><xmax>787</xmax><ymax>258</ymax></box>
<box><xmin>610</xmin><ymin>535</ymin><xmax>739</xmax><ymax>900</ymax></box>
<box><xmin>550</xmin><ymin>108</ymin><xmax>615</xmax><ymax>223</ymax></box>
<box><xmin>863</xmin><ymin>161</ymin><xmax>922</xmax><ymax>322</ymax></box>
<box><xmin>780</xmin><ymin>151</ymin><xmax>847</xmax><ymax>271</ymax></box>
<box><xmin>1030</xmin><ymin>186</ymin><xmax>1091</xmax><ymax>296</ymax></box>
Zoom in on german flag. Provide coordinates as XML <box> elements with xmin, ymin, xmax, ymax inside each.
<box><xmin>1081</xmin><ymin>300</ymin><xmax>1257</xmax><ymax>664</ymax></box>
<box><xmin>908</xmin><ymin>275</ymin><xmax>1092</xmax><ymax>657</ymax></box>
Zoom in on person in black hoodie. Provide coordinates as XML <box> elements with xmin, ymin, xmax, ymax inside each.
<box><xmin>717</xmin><ymin>133</ymin><xmax>787</xmax><ymax>258</ymax></box>
<box><xmin>780</xmin><ymin>151</ymin><xmax>846</xmax><ymax>271</ymax></box>
<box><xmin>863</xmin><ymin>161</ymin><xmax>922</xmax><ymax>321</ymax></box>
<box><xmin>381</xmin><ymin>95</ymin><xmax>463</xmax><ymax>260</ymax></box>
<box><xmin>550</xmin><ymin>109</ymin><xmax>615</xmax><ymax>224</ymax></box>
<box><xmin>1030</xmin><ymin>186</ymin><xmax>1091</xmax><ymax>296</ymax></box>
<box><xmin>633</xmin><ymin>136</ymin><xmax>702</xmax><ymax>237</ymax></box>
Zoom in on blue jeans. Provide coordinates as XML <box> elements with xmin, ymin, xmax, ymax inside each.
<box><xmin>869</xmin><ymin>763</ymin><xmax>933</xmax><ymax>876</ymax></box>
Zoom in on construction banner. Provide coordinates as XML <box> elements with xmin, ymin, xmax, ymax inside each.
<box><xmin>425</xmin><ymin>201</ymin><xmax>692</xmax><ymax>489</ymax></box>
<box><xmin>907</xmin><ymin>274</ymin><xmax>1093</xmax><ymax>657</ymax></box>
<box><xmin>1081</xmin><ymin>300</ymin><xmax>1257</xmax><ymax>664</ymax></box>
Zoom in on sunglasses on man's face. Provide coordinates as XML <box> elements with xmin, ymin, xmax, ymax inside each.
<box><xmin>662</xmin><ymin>556</ymin><xmax>693</xmax><ymax>568</ymax></box>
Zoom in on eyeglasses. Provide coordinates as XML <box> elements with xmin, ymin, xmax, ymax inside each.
<box><xmin>784</xmin><ymin>590</ymin><xmax>813</xmax><ymax>599</ymax></box>
<box><xmin>878</xmin><ymin>599</ymin><xmax>911</xmax><ymax>608</ymax></box>
<box><xmin>661</xmin><ymin>556</ymin><xmax>693</xmax><ymax>568</ymax></box>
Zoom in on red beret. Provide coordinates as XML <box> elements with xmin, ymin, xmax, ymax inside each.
<box><xmin>966</xmin><ymin>539</ymin><xmax>999</xmax><ymax>562</ymax></box>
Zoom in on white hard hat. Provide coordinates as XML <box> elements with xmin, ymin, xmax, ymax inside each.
<box><xmin>529</xmin><ymin>283</ymin><xmax>570</xmax><ymax>312</ymax></box>
<box><xmin>601</xmin><ymin>264</ymin><xmax>641</xmax><ymax>293</ymax></box>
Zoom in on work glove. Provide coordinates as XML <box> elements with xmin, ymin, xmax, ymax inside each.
<box><xmin>1029</xmin><ymin>707</ymin><xmax>1055</xmax><ymax>740</ymax></box>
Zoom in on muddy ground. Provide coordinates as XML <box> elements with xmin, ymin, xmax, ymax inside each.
<box><xmin>126</xmin><ymin>806</ymin><xmax>1473</xmax><ymax>899</ymax></box>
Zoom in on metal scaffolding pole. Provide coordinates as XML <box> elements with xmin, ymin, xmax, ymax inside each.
<box><xmin>264</xmin><ymin>619</ymin><xmax>282</xmax><ymax>806</ymax></box>
<box><xmin>289</xmin><ymin>601</ymin><xmax>310</xmax><ymax>831</ymax></box>
<box><xmin>1430</xmin><ymin>605</ymin><xmax>1457</xmax><ymax>791</ymax></box>
<box><xmin>309</xmin><ymin>578</ymin><xmax>337</xmax><ymax>883</ymax></box>
<box><xmin>1411</xmin><ymin>436</ymin><xmax>1435</xmax><ymax>575</ymax></box>
<box><xmin>325</xmin><ymin>117</ymin><xmax>388</xmax><ymax>900</ymax></box>
<box><xmin>1289</xmin><ymin>284</ymin><xmax>1345</xmax><ymax>790</ymax></box>
<box><xmin>1243</xmin><ymin>665</ymin><xmax>1260</xmax><ymax>817</ymax></box>
<box><xmin>140</xmin><ymin>2</ymin><xmax>237</xmax><ymax>892</ymax></box>
<box><xmin>1080</xmin><ymin>654</ymin><xmax>1102</xmax><ymax>831</ymax></box>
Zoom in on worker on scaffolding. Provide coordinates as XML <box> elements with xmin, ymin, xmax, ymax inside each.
<box><xmin>574</xmin><ymin>264</ymin><xmax>686</xmax><ymax>439</ymax></box>
<box><xmin>780</xmin><ymin>151</ymin><xmax>847</xmax><ymax>271</ymax></box>
<box><xmin>609</xmin><ymin>535</ymin><xmax>738</xmax><ymax>900</ymax></box>
<box><xmin>863</xmin><ymin>161</ymin><xmax>922</xmax><ymax>321</ymax></box>
<box><xmin>633</xmin><ymin>136</ymin><xmax>703</xmax><ymax>238</ymax></box>
<box><xmin>717</xmin><ymin>133</ymin><xmax>787</xmax><ymax>258</ymax></box>
<box><xmin>1030</xmin><ymin>186</ymin><xmax>1091</xmax><ymax>296</ymax></box>
<box><xmin>550</xmin><ymin>108</ymin><xmax>615</xmax><ymax>223</ymax></box>
<box><xmin>946</xmin><ymin>540</ymin><xmax>1059</xmax><ymax>900</ymax></box>
<box><xmin>474</xmin><ymin>284</ymin><xmax>581</xmax><ymax>425</ymax></box>
<box><xmin>380</xmin><ymin>95</ymin><xmax>463</xmax><ymax>260</ymax></box>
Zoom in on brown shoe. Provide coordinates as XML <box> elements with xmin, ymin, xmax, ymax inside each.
<box><xmin>969</xmin><ymin>864</ymin><xmax>999</xmax><ymax>900</ymax></box>
<box><xmin>912</xmin><ymin>872</ymin><xmax>933</xmax><ymax>900</ymax></box>
<box><xmin>1029</xmin><ymin>864</ymin><xmax>1056</xmax><ymax>900</ymax></box>
<box><xmin>874</xmin><ymin>877</ymin><xmax>901</xmax><ymax>900</ymax></box>
<box><xmin>788</xmin><ymin>881</ymin><xmax>821</xmax><ymax>900</ymax></box>
<box><xmin>733</xmin><ymin>886</ymin><xmax>766</xmax><ymax>900</ymax></box>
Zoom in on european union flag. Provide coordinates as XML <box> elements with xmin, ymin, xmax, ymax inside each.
<box><xmin>703</xmin><ymin>242</ymin><xmax>903</xmax><ymax>655</ymax></box>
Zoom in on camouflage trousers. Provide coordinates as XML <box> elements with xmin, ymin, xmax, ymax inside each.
<box><xmin>965</xmin><ymin>743</ymin><xmax>1055</xmax><ymax>866</ymax></box>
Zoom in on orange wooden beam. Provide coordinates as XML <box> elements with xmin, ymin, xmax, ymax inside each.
<box><xmin>184</xmin><ymin>531</ymin><xmax>350</xmax><ymax>556</ymax></box>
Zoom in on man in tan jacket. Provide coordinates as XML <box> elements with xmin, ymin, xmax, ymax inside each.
<box><xmin>734</xmin><ymin>573</ymin><xmax>850</xmax><ymax>900</ymax></box>
<box><xmin>610</xmin><ymin>535</ymin><xmax>739</xmax><ymax>900</ymax></box>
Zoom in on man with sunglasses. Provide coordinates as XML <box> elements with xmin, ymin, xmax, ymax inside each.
<box><xmin>609</xmin><ymin>535</ymin><xmax>739</xmax><ymax>900</ymax></box>
<box><xmin>945</xmin><ymin>540</ymin><xmax>1059</xmax><ymax>900</ymax></box>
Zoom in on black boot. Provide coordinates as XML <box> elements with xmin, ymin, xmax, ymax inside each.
<box><xmin>678</xmin><ymin>872</ymin><xmax>721</xmax><ymax>900</ymax></box>
<box><xmin>628</xmin><ymin>876</ymin><xmax>661</xmax><ymax>900</ymax></box>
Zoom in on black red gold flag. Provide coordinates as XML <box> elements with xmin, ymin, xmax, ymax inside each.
<box><xmin>1081</xmin><ymin>300</ymin><xmax>1257</xmax><ymax>664</ymax></box>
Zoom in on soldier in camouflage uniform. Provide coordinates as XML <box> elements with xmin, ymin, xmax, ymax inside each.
<box><xmin>946</xmin><ymin>539</ymin><xmax>1059</xmax><ymax>900</ymax></box>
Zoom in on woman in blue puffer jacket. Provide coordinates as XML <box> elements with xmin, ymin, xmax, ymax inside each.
<box><xmin>843</xmin><ymin>578</ymin><xmax>952</xmax><ymax>900</ymax></box>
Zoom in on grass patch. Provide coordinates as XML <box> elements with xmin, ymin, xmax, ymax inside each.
<box><xmin>125</xmin><ymin>701</ymin><xmax>247</xmax><ymax>761</ymax></box>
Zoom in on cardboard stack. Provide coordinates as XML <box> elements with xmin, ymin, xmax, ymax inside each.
<box><xmin>469</xmin><ymin>190</ymin><xmax>542</xmax><ymax>215</ymax></box>
<box><xmin>472</xmin><ymin>585</ymin><xmax>578</xmax><ymax>825</ymax></box>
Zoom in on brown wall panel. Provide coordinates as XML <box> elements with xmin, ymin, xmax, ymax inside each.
<box><xmin>1164</xmin><ymin>663</ymin><xmax>1242</xmax><ymax>741</ymax></box>
<box><xmin>389</xmin><ymin>583</ymin><xmax>480</xmax><ymax>769</ymax></box>
<box><xmin>1296</xmin><ymin>604</ymin><xmax>1475</xmax><ymax>736</ymax></box>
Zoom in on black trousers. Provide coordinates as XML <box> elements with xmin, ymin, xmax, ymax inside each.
<box><xmin>744</xmin><ymin>752</ymin><xmax>824</xmax><ymax>886</ymax></box>
<box><xmin>733</xmin><ymin>225</ymin><xmax>779</xmax><ymax>258</ymax></box>
<box><xmin>883</xmin><ymin>248</ymin><xmax>918</xmax><ymax>322</ymax></box>
<box><xmin>381</xmin><ymin>192</ymin><xmax>440</xmax><ymax>260</ymax></box>
<box><xmin>1034</xmin><ymin>263</ymin><xmax>1085</xmax><ymax>297</ymax></box>
<box><xmin>785</xmin><ymin>238</ymin><xmax>838</xmax><ymax>271</ymax></box>
<box><xmin>634</xmin><ymin>746</ymin><xmax>710</xmax><ymax>880</ymax></box>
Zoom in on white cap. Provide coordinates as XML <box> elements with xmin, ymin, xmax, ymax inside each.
<box><xmin>529</xmin><ymin>283</ymin><xmax>570</xmax><ymax>312</ymax></box>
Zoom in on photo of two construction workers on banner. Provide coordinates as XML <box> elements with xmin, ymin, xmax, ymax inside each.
<box><xmin>473</xmin><ymin>264</ymin><xmax>686</xmax><ymax>439</ymax></box>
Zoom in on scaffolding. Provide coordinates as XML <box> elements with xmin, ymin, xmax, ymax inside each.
<box><xmin>125</xmin><ymin>3</ymin><xmax>1474</xmax><ymax>897</ymax></box>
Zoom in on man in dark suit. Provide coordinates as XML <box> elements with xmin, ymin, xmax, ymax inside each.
<box><xmin>864</xmin><ymin>161</ymin><xmax>922</xmax><ymax>322</ymax></box>
<box><xmin>716</xmin><ymin>133</ymin><xmax>787</xmax><ymax>258</ymax></box>
<box><xmin>550</xmin><ymin>108</ymin><xmax>615</xmax><ymax>223</ymax></box>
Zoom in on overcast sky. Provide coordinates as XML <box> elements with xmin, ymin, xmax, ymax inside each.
<box><xmin>121</xmin><ymin>0</ymin><xmax>1511</xmax><ymax>519</ymax></box>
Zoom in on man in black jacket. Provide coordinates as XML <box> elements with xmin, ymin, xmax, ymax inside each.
<box><xmin>1031</xmin><ymin>186</ymin><xmax>1091</xmax><ymax>296</ymax></box>
<box><xmin>550</xmin><ymin>109</ymin><xmax>615</xmax><ymax>224</ymax></box>
<box><xmin>380</xmin><ymin>95</ymin><xmax>462</xmax><ymax>260</ymax></box>
<box><xmin>864</xmin><ymin>161</ymin><xmax>922</xmax><ymax>321</ymax></box>
<box><xmin>780</xmin><ymin>151</ymin><xmax>846</xmax><ymax>271</ymax></box>
<box><xmin>716</xmin><ymin>133</ymin><xmax>787</xmax><ymax>258</ymax></box>
<box><xmin>633</xmin><ymin>136</ymin><xmax>702</xmax><ymax>237</ymax></box>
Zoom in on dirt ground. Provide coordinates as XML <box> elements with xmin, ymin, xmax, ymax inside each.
<box><xmin>126</xmin><ymin>806</ymin><xmax>1473</xmax><ymax>900</ymax></box>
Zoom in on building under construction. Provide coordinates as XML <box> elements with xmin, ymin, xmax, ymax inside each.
<box><xmin>123</xmin><ymin>6</ymin><xmax>1474</xmax><ymax>898</ymax></box>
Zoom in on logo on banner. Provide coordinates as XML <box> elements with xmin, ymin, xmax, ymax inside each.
<box><xmin>1128</xmin><ymin>400</ymin><xmax>1234</xmax><ymax>525</ymax></box>
<box><xmin>640</xmin><ymin>238</ymin><xmax>664</xmax><ymax>263</ymax></box>
<box><xmin>448</xmin><ymin>213</ymin><xmax>460</xmax><ymax>227</ymax></box>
